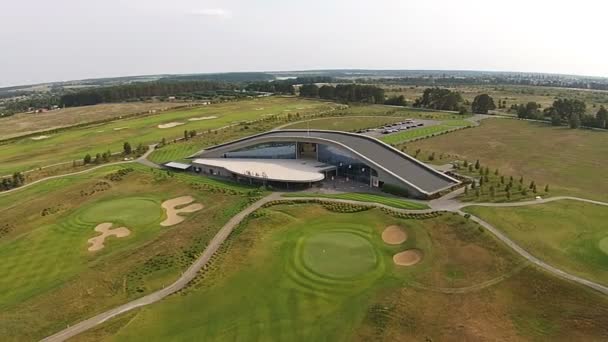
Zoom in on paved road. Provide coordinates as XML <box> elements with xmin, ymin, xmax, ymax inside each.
<box><xmin>41</xmin><ymin>193</ymin><xmax>281</xmax><ymax>342</ymax></box>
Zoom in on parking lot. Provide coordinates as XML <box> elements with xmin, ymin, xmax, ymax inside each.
<box><xmin>358</xmin><ymin>118</ymin><xmax>441</xmax><ymax>138</ymax></box>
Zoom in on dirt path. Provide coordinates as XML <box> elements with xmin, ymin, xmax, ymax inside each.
<box><xmin>38</xmin><ymin>192</ymin><xmax>608</xmax><ymax>341</ymax></box>
<box><xmin>41</xmin><ymin>193</ymin><xmax>281</xmax><ymax>342</ymax></box>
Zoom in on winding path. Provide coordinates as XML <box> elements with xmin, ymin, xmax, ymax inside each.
<box><xmin>30</xmin><ymin>172</ymin><xmax>608</xmax><ymax>340</ymax></box>
<box><xmin>0</xmin><ymin>145</ymin><xmax>158</xmax><ymax>197</ymax></box>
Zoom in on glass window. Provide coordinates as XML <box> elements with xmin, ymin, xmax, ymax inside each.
<box><xmin>224</xmin><ymin>142</ymin><xmax>296</xmax><ymax>159</ymax></box>
<box><xmin>317</xmin><ymin>144</ymin><xmax>373</xmax><ymax>184</ymax></box>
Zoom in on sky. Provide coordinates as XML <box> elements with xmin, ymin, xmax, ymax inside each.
<box><xmin>1</xmin><ymin>0</ymin><xmax>608</xmax><ymax>87</ymax></box>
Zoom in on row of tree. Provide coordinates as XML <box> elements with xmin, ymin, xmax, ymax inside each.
<box><xmin>517</xmin><ymin>98</ymin><xmax>608</xmax><ymax>129</ymax></box>
<box><xmin>60</xmin><ymin>81</ymin><xmax>234</xmax><ymax>107</ymax></box>
<box><xmin>0</xmin><ymin>172</ymin><xmax>25</xmax><ymax>191</ymax></box>
<box><xmin>300</xmin><ymin>84</ymin><xmax>386</xmax><ymax>104</ymax></box>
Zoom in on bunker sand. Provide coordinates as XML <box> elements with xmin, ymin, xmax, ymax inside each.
<box><xmin>87</xmin><ymin>223</ymin><xmax>131</xmax><ymax>252</ymax></box>
<box><xmin>158</xmin><ymin>122</ymin><xmax>184</xmax><ymax>129</ymax></box>
<box><xmin>161</xmin><ymin>196</ymin><xmax>204</xmax><ymax>226</ymax></box>
<box><xmin>382</xmin><ymin>225</ymin><xmax>407</xmax><ymax>245</ymax></box>
<box><xmin>188</xmin><ymin>116</ymin><xmax>218</xmax><ymax>121</ymax></box>
<box><xmin>31</xmin><ymin>135</ymin><xmax>51</xmax><ymax>140</ymax></box>
<box><xmin>393</xmin><ymin>249</ymin><xmax>423</xmax><ymax>266</ymax></box>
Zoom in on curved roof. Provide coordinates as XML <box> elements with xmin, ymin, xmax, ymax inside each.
<box><xmin>192</xmin><ymin>158</ymin><xmax>330</xmax><ymax>183</ymax></box>
<box><xmin>191</xmin><ymin>129</ymin><xmax>460</xmax><ymax>194</ymax></box>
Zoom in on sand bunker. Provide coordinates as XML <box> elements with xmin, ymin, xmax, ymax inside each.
<box><xmin>87</xmin><ymin>223</ymin><xmax>131</xmax><ymax>252</ymax></box>
<box><xmin>255</xmin><ymin>107</ymin><xmax>264</xmax><ymax>110</ymax></box>
<box><xmin>382</xmin><ymin>225</ymin><xmax>407</xmax><ymax>245</ymax></box>
<box><xmin>113</xmin><ymin>127</ymin><xmax>128</xmax><ymax>131</ymax></box>
<box><xmin>161</xmin><ymin>196</ymin><xmax>204</xmax><ymax>226</ymax></box>
<box><xmin>188</xmin><ymin>116</ymin><xmax>218</xmax><ymax>121</ymax></box>
<box><xmin>158</xmin><ymin>122</ymin><xmax>185</xmax><ymax>129</ymax></box>
<box><xmin>599</xmin><ymin>237</ymin><xmax>608</xmax><ymax>255</ymax></box>
<box><xmin>393</xmin><ymin>249</ymin><xmax>423</xmax><ymax>266</ymax></box>
<box><xmin>31</xmin><ymin>135</ymin><xmax>50</xmax><ymax>140</ymax></box>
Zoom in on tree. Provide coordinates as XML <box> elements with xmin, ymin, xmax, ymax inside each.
<box><xmin>83</xmin><ymin>154</ymin><xmax>92</xmax><ymax>164</ymax></box>
<box><xmin>517</xmin><ymin>102</ymin><xmax>541</xmax><ymax>119</ymax></box>
<box><xmin>299</xmin><ymin>84</ymin><xmax>319</xmax><ymax>98</ymax></box>
<box><xmin>184</xmin><ymin>130</ymin><xmax>189</xmax><ymax>141</ymax></box>
<box><xmin>569</xmin><ymin>113</ymin><xmax>581</xmax><ymax>129</ymax></box>
<box><xmin>123</xmin><ymin>142</ymin><xmax>132</xmax><ymax>155</ymax></box>
<box><xmin>189</xmin><ymin>130</ymin><xmax>197</xmax><ymax>138</ymax></box>
<box><xmin>471</xmin><ymin>94</ymin><xmax>496</xmax><ymax>114</ymax></box>
<box><xmin>474</xmin><ymin>160</ymin><xmax>480</xmax><ymax>170</ymax></box>
<box><xmin>384</xmin><ymin>95</ymin><xmax>407</xmax><ymax>106</ymax></box>
<box><xmin>549</xmin><ymin>108</ymin><xmax>561</xmax><ymax>126</ymax></box>
<box><xmin>545</xmin><ymin>184</ymin><xmax>550</xmax><ymax>192</ymax></box>
<box><xmin>596</xmin><ymin>106</ymin><xmax>608</xmax><ymax>129</ymax></box>
<box><xmin>94</xmin><ymin>153</ymin><xmax>101</xmax><ymax>164</ymax></box>
<box><xmin>464</xmin><ymin>185</ymin><xmax>469</xmax><ymax>195</ymax></box>
<box><xmin>318</xmin><ymin>85</ymin><xmax>335</xmax><ymax>100</ymax></box>
<box><xmin>529</xmin><ymin>181</ymin><xmax>535</xmax><ymax>190</ymax></box>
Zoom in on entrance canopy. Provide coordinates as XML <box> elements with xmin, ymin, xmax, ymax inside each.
<box><xmin>192</xmin><ymin>158</ymin><xmax>336</xmax><ymax>183</ymax></box>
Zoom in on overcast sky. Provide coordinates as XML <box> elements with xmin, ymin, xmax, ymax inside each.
<box><xmin>1</xmin><ymin>0</ymin><xmax>607</xmax><ymax>87</ymax></box>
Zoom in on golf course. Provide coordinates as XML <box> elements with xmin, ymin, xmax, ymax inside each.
<box><xmin>0</xmin><ymin>164</ymin><xmax>256</xmax><ymax>340</ymax></box>
<box><xmin>71</xmin><ymin>203</ymin><xmax>608</xmax><ymax>341</ymax></box>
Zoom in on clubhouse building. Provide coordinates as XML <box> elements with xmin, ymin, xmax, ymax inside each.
<box><xmin>176</xmin><ymin>130</ymin><xmax>459</xmax><ymax>199</ymax></box>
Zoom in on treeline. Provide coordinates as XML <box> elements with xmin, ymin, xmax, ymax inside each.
<box><xmin>59</xmin><ymin>81</ymin><xmax>235</xmax><ymax>107</ymax></box>
<box><xmin>300</xmin><ymin>84</ymin><xmax>385</xmax><ymax>104</ymax></box>
<box><xmin>517</xmin><ymin>99</ymin><xmax>608</xmax><ymax>129</ymax></box>
<box><xmin>413</xmin><ymin>88</ymin><xmax>465</xmax><ymax>112</ymax></box>
<box><xmin>0</xmin><ymin>172</ymin><xmax>25</xmax><ymax>191</ymax></box>
<box><xmin>245</xmin><ymin>77</ymin><xmax>334</xmax><ymax>95</ymax></box>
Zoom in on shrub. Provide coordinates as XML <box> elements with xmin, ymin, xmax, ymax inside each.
<box><xmin>381</xmin><ymin>183</ymin><xmax>410</xmax><ymax>197</ymax></box>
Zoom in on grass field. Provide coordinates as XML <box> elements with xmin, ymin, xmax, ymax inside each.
<box><xmin>0</xmin><ymin>97</ymin><xmax>338</xmax><ymax>175</ymax></box>
<box><xmin>386</xmin><ymin>84</ymin><xmax>608</xmax><ymax>115</ymax></box>
<box><xmin>76</xmin><ymin>204</ymin><xmax>608</xmax><ymax>341</ymax></box>
<box><xmin>380</xmin><ymin>124</ymin><xmax>468</xmax><ymax>145</ymax></box>
<box><xmin>465</xmin><ymin>200</ymin><xmax>608</xmax><ymax>286</ymax></box>
<box><xmin>0</xmin><ymin>163</ymin><xmax>255</xmax><ymax>340</ymax></box>
<box><xmin>282</xmin><ymin>192</ymin><xmax>429</xmax><ymax>210</ymax></box>
<box><xmin>0</xmin><ymin>102</ymin><xmax>200</xmax><ymax>140</ymax></box>
<box><xmin>281</xmin><ymin>116</ymin><xmax>405</xmax><ymax>131</ymax></box>
<box><xmin>406</xmin><ymin>118</ymin><xmax>608</xmax><ymax>201</ymax></box>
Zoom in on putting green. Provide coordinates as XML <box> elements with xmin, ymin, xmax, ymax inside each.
<box><xmin>78</xmin><ymin>197</ymin><xmax>162</xmax><ymax>226</ymax></box>
<box><xmin>300</xmin><ymin>231</ymin><xmax>377</xmax><ymax>279</ymax></box>
<box><xmin>599</xmin><ymin>237</ymin><xmax>608</xmax><ymax>255</ymax></box>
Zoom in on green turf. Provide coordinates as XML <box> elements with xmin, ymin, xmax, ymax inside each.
<box><xmin>0</xmin><ymin>97</ymin><xmax>337</xmax><ymax>175</ymax></box>
<box><xmin>283</xmin><ymin>192</ymin><xmax>429</xmax><ymax>210</ymax></box>
<box><xmin>300</xmin><ymin>230</ymin><xmax>378</xmax><ymax>279</ymax></box>
<box><xmin>281</xmin><ymin>116</ymin><xmax>405</xmax><ymax>131</ymax></box>
<box><xmin>83</xmin><ymin>205</ymin><xmax>608</xmax><ymax>341</ymax></box>
<box><xmin>380</xmin><ymin>125</ymin><xmax>464</xmax><ymax>144</ymax></box>
<box><xmin>0</xmin><ymin>163</ymin><xmax>257</xmax><ymax>340</ymax></box>
<box><xmin>464</xmin><ymin>200</ymin><xmax>608</xmax><ymax>286</ymax></box>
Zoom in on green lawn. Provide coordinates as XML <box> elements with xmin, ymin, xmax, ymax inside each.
<box><xmin>0</xmin><ymin>164</ymin><xmax>254</xmax><ymax>340</ymax></box>
<box><xmin>0</xmin><ymin>97</ymin><xmax>338</xmax><ymax>175</ymax></box>
<box><xmin>406</xmin><ymin>118</ymin><xmax>608</xmax><ymax>201</ymax></box>
<box><xmin>283</xmin><ymin>192</ymin><xmax>429</xmax><ymax>210</ymax></box>
<box><xmin>79</xmin><ymin>204</ymin><xmax>608</xmax><ymax>341</ymax></box>
<box><xmin>281</xmin><ymin>116</ymin><xmax>405</xmax><ymax>131</ymax></box>
<box><xmin>464</xmin><ymin>200</ymin><xmax>608</xmax><ymax>286</ymax></box>
<box><xmin>380</xmin><ymin>125</ymin><xmax>464</xmax><ymax>144</ymax></box>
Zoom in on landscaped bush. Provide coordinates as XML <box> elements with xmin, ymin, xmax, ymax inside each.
<box><xmin>381</xmin><ymin>183</ymin><xmax>410</xmax><ymax>197</ymax></box>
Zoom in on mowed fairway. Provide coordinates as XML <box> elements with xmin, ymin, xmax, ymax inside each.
<box><xmin>0</xmin><ymin>163</ymin><xmax>253</xmax><ymax>340</ymax></box>
<box><xmin>407</xmin><ymin>118</ymin><xmax>608</xmax><ymax>201</ymax></box>
<box><xmin>465</xmin><ymin>200</ymin><xmax>608</xmax><ymax>286</ymax></box>
<box><xmin>0</xmin><ymin>97</ymin><xmax>338</xmax><ymax>175</ymax></box>
<box><xmin>0</xmin><ymin>102</ymin><xmax>197</xmax><ymax>140</ymax></box>
<box><xmin>78</xmin><ymin>205</ymin><xmax>608</xmax><ymax>341</ymax></box>
<box><xmin>281</xmin><ymin>116</ymin><xmax>405</xmax><ymax>131</ymax></box>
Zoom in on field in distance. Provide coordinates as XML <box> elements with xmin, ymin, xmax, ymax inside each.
<box><xmin>406</xmin><ymin>118</ymin><xmax>608</xmax><ymax>201</ymax></box>
<box><xmin>78</xmin><ymin>204</ymin><xmax>608</xmax><ymax>341</ymax></box>
<box><xmin>0</xmin><ymin>97</ymin><xmax>338</xmax><ymax>175</ymax></box>
<box><xmin>0</xmin><ymin>102</ymin><xmax>201</xmax><ymax>140</ymax></box>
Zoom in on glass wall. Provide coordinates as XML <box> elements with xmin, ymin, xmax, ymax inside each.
<box><xmin>223</xmin><ymin>142</ymin><xmax>297</xmax><ymax>159</ymax></box>
<box><xmin>317</xmin><ymin>144</ymin><xmax>374</xmax><ymax>184</ymax></box>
